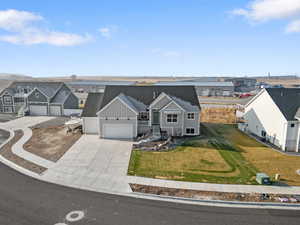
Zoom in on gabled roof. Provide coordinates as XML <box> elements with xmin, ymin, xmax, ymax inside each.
<box><xmin>3</xmin><ymin>81</ymin><xmax>64</xmax><ymax>98</ymax></box>
<box><xmin>265</xmin><ymin>88</ymin><xmax>300</xmax><ymax>121</ymax></box>
<box><xmin>169</xmin><ymin>95</ymin><xmax>199</xmax><ymax>112</ymax></box>
<box><xmin>101</xmin><ymin>85</ymin><xmax>200</xmax><ymax>109</ymax></box>
<box><xmin>81</xmin><ymin>93</ymin><xmax>104</xmax><ymax>117</ymax></box>
<box><xmin>51</xmin><ymin>88</ymin><xmax>71</xmax><ymax>104</ymax></box>
<box><xmin>82</xmin><ymin>85</ymin><xmax>200</xmax><ymax>117</ymax></box>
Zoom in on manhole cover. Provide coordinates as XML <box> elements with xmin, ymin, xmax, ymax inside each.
<box><xmin>296</xmin><ymin>169</ymin><xmax>300</xmax><ymax>175</ymax></box>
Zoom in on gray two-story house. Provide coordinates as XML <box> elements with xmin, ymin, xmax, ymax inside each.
<box><xmin>0</xmin><ymin>81</ymin><xmax>79</xmax><ymax>116</ymax></box>
<box><xmin>82</xmin><ymin>85</ymin><xmax>201</xmax><ymax>139</ymax></box>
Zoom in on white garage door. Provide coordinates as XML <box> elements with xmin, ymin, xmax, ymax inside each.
<box><xmin>49</xmin><ymin>105</ymin><xmax>61</xmax><ymax>116</ymax></box>
<box><xmin>103</xmin><ymin>124</ymin><xmax>134</xmax><ymax>139</ymax></box>
<box><xmin>29</xmin><ymin>105</ymin><xmax>47</xmax><ymax>116</ymax></box>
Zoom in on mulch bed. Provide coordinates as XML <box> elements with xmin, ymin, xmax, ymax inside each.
<box><xmin>0</xmin><ymin>130</ymin><xmax>47</xmax><ymax>174</ymax></box>
<box><xmin>130</xmin><ymin>184</ymin><xmax>300</xmax><ymax>204</ymax></box>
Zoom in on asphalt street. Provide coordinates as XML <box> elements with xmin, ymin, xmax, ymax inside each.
<box><xmin>0</xmin><ymin>162</ymin><xmax>299</xmax><ymax>225</ymax></box>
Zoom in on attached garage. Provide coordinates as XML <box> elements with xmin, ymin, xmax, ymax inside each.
<box><xmin>102</xmin><ymin>123</ymin><xmax>134</xmax><ymax>139</ymax></box>
<box><xmin>83</xmin><ymin>117</ymin><xmax>99</xmax><ymax>134</ymax></box>
<box><xmin>29</xmin><ymin>105</ymin><xmax>47</xmax><ymax>116</ymax></box>
<box><xmin>49</xmin><ymin>105</ymin><xmax>61</xmax><ymax>116</ymax></box>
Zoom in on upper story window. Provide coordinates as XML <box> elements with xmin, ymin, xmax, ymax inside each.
<box><xmin>167</xmin><ymin>114</ymin><xmax>177</xmax><ymax>123</ymax></box>
<box><xmin>14</xmin><ymin>97</ymin><xmax>24</xmax><ymax>103</ymax></box>
<box><xmin>291</xmin><ymin>123</ymin><xmax>295</xmax><ymax>128</ymax></box>
<box><xmin>138</xmin><ymin>112</ymin><xmax>149</xmax><ymax>121</ymax></box>
<box><xmin>3</xmin><ymin>96</ymin><xmax>12</xmax><ymax>104</ymax></box>
<box><xmin>35</xmin><ymin>92</ymin><xmax>40</xmax><ymax>98</ymax></box>
<box><xmin>187</xmin><ymin>113</ymin><xmax>195</xmax><ymax>120</ymax></box>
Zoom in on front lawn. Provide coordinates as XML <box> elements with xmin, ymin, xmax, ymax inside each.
<box><xmin>128</xmin><ymin>123</ymin><xmax>300</xmax><ymax>185</ymax></box>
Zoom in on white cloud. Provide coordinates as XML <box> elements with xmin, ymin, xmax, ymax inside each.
<box><xmin>99</xmin><ymin>25</ymin><xmax>118</xmax><ymax>39</ymax></box>
<box><xmin>0</xmin><ymin>9</ymin><xmax>92</xmax><ymax>46</ymax></box>
<box><xmin>286</xmin><ymin>20</ymin><xmax>300</xmax><ymax>33</ymax></box>
<box><xmin>232</xmin><ymin>0</ymin><xmax>300</xmax><ymax>22</ymax></box>
<box><xmin>231</xmin><ymin>0</ymin><xmax>300</xmax><ymax>33</ymax></box>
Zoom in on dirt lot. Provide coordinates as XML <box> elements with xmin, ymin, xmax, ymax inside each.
<box><xmin>24</xmin><ymin>118</ymin><xmax>82</xmax><ymax>162</ymax></box>
<box><xmin>200</xmin><ymin>107</ymin><xmax>237</xmax><ymax>124</ymax></box>
<box><xmin>0</xmin><ymin>130</ymin><xmax>47</xmax><ymax>174</ymax></box>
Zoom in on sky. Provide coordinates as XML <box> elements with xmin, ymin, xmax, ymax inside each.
<box><xmin>0</xmin><ymin>0</ymin><xmax>300</xmax><ymax>77</ymax></box>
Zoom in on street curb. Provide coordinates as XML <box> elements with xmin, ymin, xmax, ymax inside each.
<box><xmin>131</xmin><ymin>192</ymin><xmax>300</xmax><ymax>210</ymax></box>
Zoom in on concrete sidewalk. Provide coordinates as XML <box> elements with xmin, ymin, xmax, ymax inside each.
<box><xmin>12</xmin><ymin>127</ymin><xmax>55</xmax><ymax>168</ymax></box>
<box><xmin>1</xmin><ymin>116</ymin><xmax>55</xmax><ymax>169</ymax></box>
<box><xmin>128</xmin><ymin>176</ymin><xmax>300</xmax><ymax>195</ymax></box>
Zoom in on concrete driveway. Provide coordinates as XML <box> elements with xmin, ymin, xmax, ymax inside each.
<box><xmin>0</xmin><ymin>116</ymin><xmax>55</xmax><ymax>130</ymax></box>
<box><xmin>43</xmin><ymin>135</ymin><xmax>133</xmax><ymax>193</ymax></box>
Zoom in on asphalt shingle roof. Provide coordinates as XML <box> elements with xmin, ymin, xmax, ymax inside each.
<box><xmin>82</xmin><ymin>85</ymin><xmax>200</xmax><ymax>117</ymax></box>
<box><xmin>4</xmin><ymin>81</ymin><xmax>63</xmax><ymax>98</ymax></box>
<box><xmin>266</xmin><ymin>88</ymin><xmax>300</xmax><ymax>121</ymax></box>
<box><xmin>81</xmin><ymin>93</ymin><xmax>104</xmax><ymax>117</ymax></box>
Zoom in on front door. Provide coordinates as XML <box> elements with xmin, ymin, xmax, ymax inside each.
<box><xmin>152</xmin><ymin>111</ymin><xmax>160</xmax><ymax>125</ymax></box>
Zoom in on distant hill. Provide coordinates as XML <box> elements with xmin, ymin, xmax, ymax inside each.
<box><xmin>0</xmin><ymin>73</ymin><xmax>33</xmax><ymax>81</ymax></box>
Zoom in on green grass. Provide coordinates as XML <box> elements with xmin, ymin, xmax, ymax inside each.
<box><xmin>128</xmin><ymin>123</ymin><xmax>259</xmax><ymax>184</ymax></box>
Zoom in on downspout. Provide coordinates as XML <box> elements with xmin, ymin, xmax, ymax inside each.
<box><xmin>282</xmin><ymin>121</ymin><xmax>288</xmax><ymax>151</ymax></box>
<box><xmin>296</xmin><ymin>120</ymin><xmax>300</xmax><ymax>153</ymax></box>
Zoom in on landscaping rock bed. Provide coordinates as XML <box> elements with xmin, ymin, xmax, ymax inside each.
<box><xmin>133</xmin><ymin>136</ymin><xmax>197</xmax><ymax>152</ymax></box>
<box><xmin>130</xmin><ymin>184</ymin><xmax>300</xmax><ymax>203</ymax></box>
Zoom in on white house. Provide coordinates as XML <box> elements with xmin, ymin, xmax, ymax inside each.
<box><xmin>240</xmin><ymin>88</ymin><xmax>300</xmax><ymax>153</ymax></box>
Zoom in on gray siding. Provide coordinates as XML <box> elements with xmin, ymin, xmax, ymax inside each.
<box><xmin>183</xmin><ymin>112</ymin><xmax>200</xmax><ymax>135</ymax></box>
<box><xmin>28</xmin><ymin>89</ymin><xmax>48</xmax><ymax>102</ymax></box>
<box><xmin>151</xmin><ymin>95</ymin><xmax>171</xmax><ymax>109</ymax></box>
<box><xmin>99</xmin><ymin>98</ymin><xmax>137</xmax><ymax>118</ymax></box>
<box><xmin>138</xmin><ymin>121</ymin><xmax>151</xmax><ymax>135</ymax></box>
<box><xmin>160</xmin><ymin>102</ymin><xmax>184</xmax><ymax>136</ymax></box>
<box><xmin>64</xmin><ymin>92</ymin><xmax>79</xmax><ymax>109</ymax></box>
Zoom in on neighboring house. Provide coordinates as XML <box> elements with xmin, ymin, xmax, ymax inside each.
<box><xmin>240</xmin><ymin>88</ymin><xmax>300</xmax><ymax>152</ymax></box>
<box><xmin>82</xmin><ymin>85</ymin><xmax>201</xmax><ymax>139</ymax></box>
<box><xmin>66</xmin><ymin>80</ymin><xmax>136</xmax><ymax>93</ymax></box>
<box><xmin>225</xmin><ymin>77</ymin><xmax>257</xmax><ymax>92</ymax></box>
<box><xmin>155</xmin><ymin>81</ymin><xmax>234</xmax><ymax>97</ymax></box>
<box><xmin>0</xmin><ymin>81</ymin><xmax>80</xmax><ymax>116</ymax></box>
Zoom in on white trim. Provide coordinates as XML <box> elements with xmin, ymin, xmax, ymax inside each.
<box><xmin>96</xmin><ymin>95</ymin><xmax>138</xmax><ymax>116</ymax></box>
<box><xmin>149</xmin><ymin>92</ymin><xmax>172</xmax><ymax>108</ymax></box>
<box><xmin>160</xmin><ymin>100</ymin><xmax>185</xmax><ymax>112</ymax></box>
<box><xmin>187</xmin><ymin>112</ymin><xmax>195</xmax><ymax>120</ymax></box>
<box><xmin>185</xmin><ymin>127</ymin><xmax>196</xmax><ymax>135</ymax></box>
<box><xmin>99</xmin><ymin>117</ymin><xmax>136</xmax><ymax>120</ymax></box>
<box><xmin>245</xmin><ymin>89</ymin><xmax>265</xmax><ymax>108</ymax></box>
<box><xmin>49</xmin><ymin>83</ymin><xmax>65</xmax><ymax>100</ymax></box>
<box><xmin>27</xmin><ymin>88</ymin><xmax>49</xmax><ymax>102</ymax></box>
<box><xmin>165</xmin><ymin>113</ymin><xmax>179</xmax><ymax>124</ymax></box>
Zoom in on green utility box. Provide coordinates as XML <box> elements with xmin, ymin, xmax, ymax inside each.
<box><xmin>256</xmin><ymin>173</ymin><xmax>271</xmax><ymax>185</ymax></box>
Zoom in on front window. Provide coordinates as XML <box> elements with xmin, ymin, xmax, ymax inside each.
<box><xmin>186</xmin><ymin>128</ymin><xmax>195</xmax><ymax>134</ymax></box>
<box><xmin>187</xmin><ymin>113</ymin><xmax>195</xmax><ymax>119</ymax></box>
<box><xmin>3</xmin><ymin>96</ymin><xmax>12</xmax><ymax>104</ymax></box>
<box><xmin>167</xmin><ymin>114</ymin><xmax>177</xmax><ymax>123</ymax></box>
<box><xmin>138</xmin><ymin>112</ymin><xmax>149</xmax><ymax>121</ymax></box>
<box><xmin>3</xmin><ymin>107</ymin><xmax>12</xmax><ymax>113</ymax></box>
